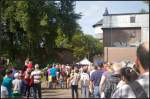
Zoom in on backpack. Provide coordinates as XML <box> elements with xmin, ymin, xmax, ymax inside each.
<box><xmin>129</xmin><ymin>81</ymin><xmax>148</xmax><ymax>98</ymax></box>
<box><xmin>104</xmin><ymin>74</ymin><xmax>120</xmax><ymax>98</ymax></box>
<box><xmin>71</xmin><ymin>73</ymin><xmax>80</xmax><ymax>85</ymax></box>
<box><xmin>81</xmin><ymin>73</ymin><xmax>90</xmax><ymax>87</ymax></box>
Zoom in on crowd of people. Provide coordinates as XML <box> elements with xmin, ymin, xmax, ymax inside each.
<box><xmin>1</xmin><ymin>58</ymin><xmax>43</xmax><ymax>99</ymax></box>
<box><xmin>0</xmin><ymin>41</ymin><xmax>149</xmax><ymax>98</ymax></box>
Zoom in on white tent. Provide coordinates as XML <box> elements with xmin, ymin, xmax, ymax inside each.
<box><xmin>77</xmin><ymin>57</ymin><xmax>92</xmax><ymax>65</ymax></box>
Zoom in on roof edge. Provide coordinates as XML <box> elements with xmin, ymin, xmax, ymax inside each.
<box><xmin>102</xmin><ymin>26</ymin><xmax>141</xmax><ymax>29</ymax></box>
<box><xmin>103</xmin><ymin>12</ymin><xmax>149</xmax><ymax>16</ymax></box>
<box><xmin>93</xmin><ymin>24</ymin><xmax>103</xmax><ymax>27</ymax></box>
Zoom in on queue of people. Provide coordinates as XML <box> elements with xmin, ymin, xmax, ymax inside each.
<box><xmin>65</xmin><ymin>41</ymin><xmax>149</xmax><ymax>98</ymax></box>
<box><xmin>0</xmin><ymin>41</ymin><xmax>149</xmax><ymax>98</ymax></box>
<box><xmin>46</xmin><ymin>64</ymin><xmax>71</xmax><ymax>89</ymax></box>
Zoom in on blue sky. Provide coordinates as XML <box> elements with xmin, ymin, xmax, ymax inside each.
<box><xmin>75</xmin><ymin>1</ymin><xmax>149</xmax><ymax>37</ymax></box>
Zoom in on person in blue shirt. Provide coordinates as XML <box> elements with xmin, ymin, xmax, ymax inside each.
<box><xmin>50</xmin><ymin>65</ymin><xmax>57</xmax><ymax>88</ymax></box>
<box><xmin>90</xmin><ymin>64</ymin><xmax>105</xmax><ymax>98</ymax></box>
<box><xmin>2</xmin><ymin>69</ymin><xmax>13</xmax><ymax>98</ymax></box>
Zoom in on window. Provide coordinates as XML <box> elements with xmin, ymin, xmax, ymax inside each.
<box><xmin>130</xmin><ymin>16</ymin><xmax>135</xmax><ymax>23</ymax></box>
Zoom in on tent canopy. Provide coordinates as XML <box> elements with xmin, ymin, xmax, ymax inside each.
<box><xmin>77</xmin><ymin>57</ymin><xmax>92</xmax><ymax>65</ymax></box>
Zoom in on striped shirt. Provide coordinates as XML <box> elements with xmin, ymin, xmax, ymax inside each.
<box><xmin>31</xmin><ymin>70</ymin><xmax>42</xmax><ymax>84</ymax></box>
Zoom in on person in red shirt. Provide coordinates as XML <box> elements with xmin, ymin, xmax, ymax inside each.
<box><xmin>24</xmin><ymin>68</ymin><xmax>32</xmax><ymax>98</ymax></box>
<box><xmin>27</xmin><ymin>61</ymin><xmax>33</xmax><ymax>71</ymax></box>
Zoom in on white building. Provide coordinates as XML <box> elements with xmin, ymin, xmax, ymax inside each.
<box><xmin>102</xmin><ymin>12</ymin><xmax>149</xmax><ymax>47</ymax></box>
<box><xmin>93</xmin><ymin>9</ymin><xmax>149</xmax><ymax>62</ymax></box>
<box><xmin>93</xmin><ymin>9</ymin><xmax>149</xmax><ymax>47</ymax></box>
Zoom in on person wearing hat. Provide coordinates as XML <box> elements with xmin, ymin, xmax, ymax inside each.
<box><xmin>12</xmin><ymin>72</ymin><xmax>22</xmax><ymax>98</ymax></box>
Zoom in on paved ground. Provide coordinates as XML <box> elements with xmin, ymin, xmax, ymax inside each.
<box><xmin>42</xmin><ymin>88</ymin><xmax>74</xmax><ymax>98</ymax></box>
<box><xmin>23</xmin><ymin>81</ymin><xmax>94</xmax><ymax>98</ymax></box>
<box><xmin>41</xmin><ymin>81</ymin><xmax>82</xmax><ymax>98</ymax></box>
<box><xmin>24</xmin><ymin>81</ymin><xmax>94</xmax><ymax>98</ymax></box>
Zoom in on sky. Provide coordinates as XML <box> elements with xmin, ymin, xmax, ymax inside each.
<box><xmin>75</xmin><ymin>1</ymin><xmax>149</xmax><ymax>37</ymax></box>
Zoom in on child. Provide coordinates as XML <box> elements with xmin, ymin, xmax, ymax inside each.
<box><xmin>12</xmin><ymin>73</ymin><xmax>22</xmax><ymax>98</ymax></box>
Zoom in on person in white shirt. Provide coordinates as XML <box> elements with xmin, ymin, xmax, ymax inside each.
<box><xmin>70</xmin><ymin>68</ymin><xmax>80</xmax><ymax>98</ymax></box>
<box><xmin>116</xmin><ymin>80</ymin><xmax>126</xmax><ymax>89</ymax></box>
<box><xmin>80</xmin><ymin>67</ymin><xmax>90</xmax><ymax>98</ymax></box>
<box><xmin>12</xmin><ymin>72</ymin><xmax>22</xmax><ymax>98</ymax></box>
<box><xmin>30</xmin><ymin>64</ymin><xmax>43</xmax><ymax>99</ymax></box>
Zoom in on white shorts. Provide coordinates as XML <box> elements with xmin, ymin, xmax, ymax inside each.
<box><xmin>1</xmin><ymin>85</ymin><xmax>8</xmax><ymax>98</ymax></box>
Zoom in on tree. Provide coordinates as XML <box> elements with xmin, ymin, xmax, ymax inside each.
<box><xmin>0</xmin><ymin>0</ymin><xmax>103</xmax><ymax>65</ymax></box>
<box><xmin>1</xmin><ymin>0</ymin><xmax>23</xmax><ymax>60</ymax></box>
<box><xmin>68</xmin><ymin>32</ymin><xmax>103</xmax><ymax>63</ymax></box>
<box><xmin>71</xmin><ymin>32</ymin><xmax>86</xmax><ymax>62</ymax></box>
<box><xmin>0</xmin><ymin>0</ymin><xmax>82</xmax><ymax>65</ymax></box>
<box><xmin>58</xmin><ymin>0</ymin><xmax>81</xmax><ymax>39</ymax></box>
<box><xmin>83</xmin><ymin>34</ymin><xmax>103</xmax><ymax>60</ymax></box>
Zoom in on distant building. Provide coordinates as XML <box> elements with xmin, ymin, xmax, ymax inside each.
<box><xmin>93</xmin><ymin>9</ymin><xmax>149</xmax><ymax>47</ymax></box>
<box><xmin>93</xmin><ymin>9</ymin><xmax>149</xmax><ymax>62</ymax></box>
<box><xmin>102</xmin><ymin>12</ymin><xmax>149</xmax><ymax>47</ymax></box>
<box><xmin>93</xmin><ymin>8</ymin><xmax>109</xmax><ymax>43</ymax></box>
<box><xmin>93</xmin><ymin>19</ymin><xmax>103</xmax><ymax>42</ymax></box>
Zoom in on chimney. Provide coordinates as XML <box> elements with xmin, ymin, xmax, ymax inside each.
<box><xmin>103</xmin><ymin>8</ymin><xmax>109</xmax><ymax>16</ymax></box>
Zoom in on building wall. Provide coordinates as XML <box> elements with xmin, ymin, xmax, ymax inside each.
<box><xmin>104</xmin><ymin>47</ymin><xmax>137</xmax><ymax>62</ymax></box>
<box><xmin>101</xmin><ymin>13</ymin><xmax>148</xmax><ymax>63</ymax></box>
<box><xmin>103</xmin><ymin>28</ymin><xmax>141</xmax><ymax>47</ymax></box>
<box><xmin>102</xmin><ymin>14</ymin><xmax>149</xmax><ymax>42</ymax></box>
<box><xmin>141</xmin><ymin>27</ymin><xmax>149</xmax><ymax>42</ymax></box>
<box><xmin>103</xmin><ymin>14</ymin><xmax>149</xmax><ymax>28</ymax></box>
<box><xmin>94</xmin><ymin>26</ymin><xmax>103</xmax><ymax>40</ymax></box>
<box><xmin>94</xmin><ymin>26</ymin><xmax>103</xmax><ymax>34</ymax></box>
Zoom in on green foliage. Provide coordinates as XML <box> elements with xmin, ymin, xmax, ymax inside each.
<box><xmin>55</xmin><ymin>28</ymin><xmax>68</xmax><ymax>48</ymax></box>
<box><xmin>58</xmin><ymin>0</ymin><xmax>81</xmax><ymax>38</ymax></box>
<box><xmin>68</xmin><ymin>33</ymin><xmax>103</xmax><ymax>62</ymax></box>
<box><xmin>10</xmin><ymin>61</ymin><xmax>17</xmax><ymax>67</ymax></box>
<box><xmin>0</xmin><ymin>0</ymin><xmax>103</xmax><ymax>65</ymax></box>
